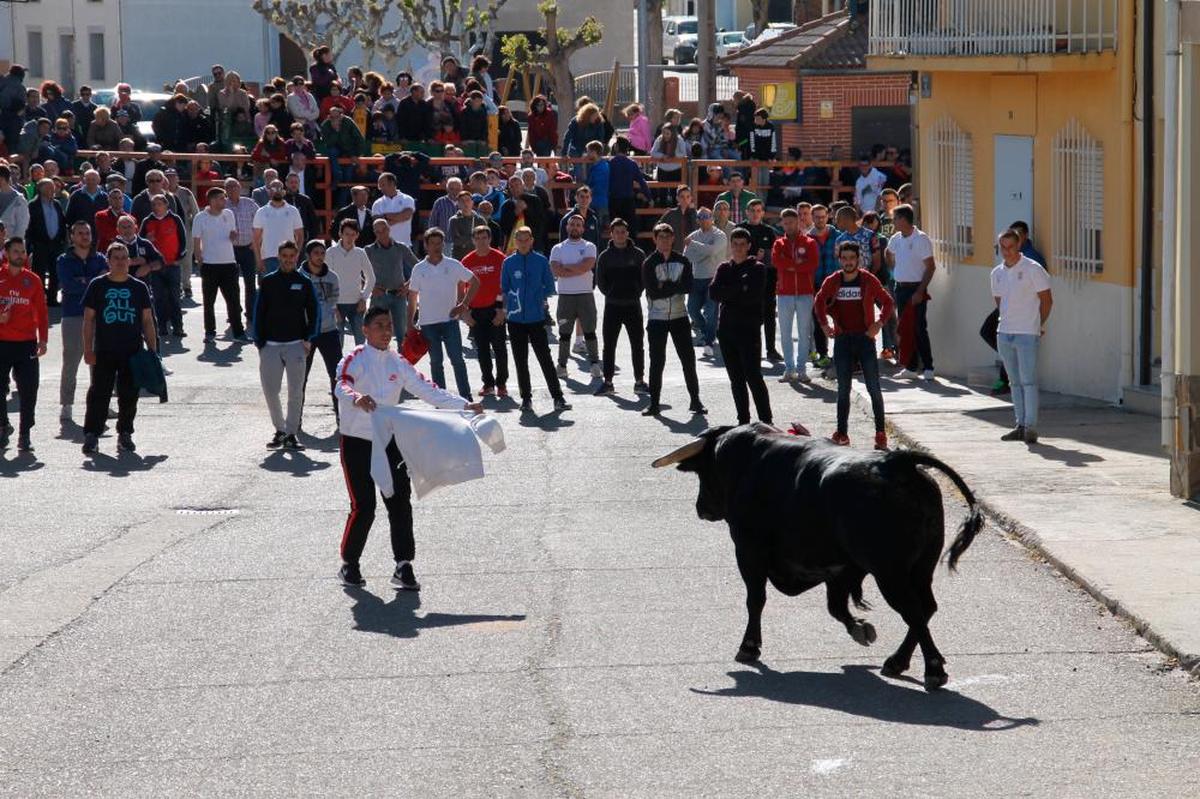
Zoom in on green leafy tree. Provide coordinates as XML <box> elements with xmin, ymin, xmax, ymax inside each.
<box><xmin>501</xmin><ymin>2</ymin><xmax>603</xmax><ymax>139</ymax></box>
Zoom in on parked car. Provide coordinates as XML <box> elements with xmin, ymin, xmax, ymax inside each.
<box><xmin>716</xmin><ymin>30</ymin><xmax>748</xmax><ymax>58</ymax></box>
<box><xmin>675</xmin><ymin>29</ymin><xmax>746</xmax><ymax>65</ymax></box>
<box><xmin>744</xmin><ymin>22</ymin><xmax>798</xmax><ymax>43</ymax></box>
<box><xmin>663</xmin><ymin>16</ymin><xmax>699</xmax><ymax>64</ymax></box>
<box><xmin>674</xmin><ymin>33</ymin><xmax>700</xmax><ymax>65</ymax></box>
<box><xmin>89</xmin><ymin>88</ymin><xmax>172</xmax><ymax>144</ymax></box>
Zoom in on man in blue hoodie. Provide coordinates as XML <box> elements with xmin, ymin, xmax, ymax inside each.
<box><xmin>55</xmin><ymin>221</ymin><xmax>108</xmax><ymax>422</ymax></box>
<box><xmin>502</xmin><ymin>226</ymin><xmax>570</xmax><ymax>415</ymax></box>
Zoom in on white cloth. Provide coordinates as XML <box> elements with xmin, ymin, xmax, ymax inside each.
<box><xmin>335</xmin><ymin>343</ymin><xmax>467</xmax><ymax>440</ymax></box>
<box><xmin>409</xmin><ymin>255</ymin><xmax>474</xmax><ymax>325</ymax></box>
<box><xmin>191</xmin><ymin>208</ymin><xmax>237</xmax><ymax>263</ymax></box>
<box><xmin>549</xmin><ymin>238</ymin><xmax>597</xmax><ymax>295</ymax></box>
<box><xmin>371</xmin><ymin>191</ymin><xmax>416</xmax><ymax>245</ymax></box>
<box><xmin>252</xmin><ymin>202</ymin><xmax>304</xmax><ymax>261</ymax></box>
<box><xmin>854</xmin><ymin>167</ymin><xmax>887</xmax><ymax>211</ymax></box>
<box><xmin>886</xmin><ymin>228</ymin><xmax>934</xmax><ymax>283</ymax></box>
<box><xmin>991</xmin><ymin>255</ymin><xmax>1052</xmax><ymax>335</ymax></box>
<box><xmin>369</xmin><ymin>406</ymin><xmax>505</xmax><ymax>499</ymax></box>
<box><xmin>326</xmin><ymin>243</ymin><xmax>375</xmax><ymax>303</ymax></box>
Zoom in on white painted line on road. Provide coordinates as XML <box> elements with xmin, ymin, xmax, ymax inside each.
<box><xmin>810</xmin><ymin>758</ymin><xmax>849</xmax><ymax>776</ymax></box>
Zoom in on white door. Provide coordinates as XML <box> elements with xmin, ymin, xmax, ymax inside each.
<box><xmin>994</xmin><ymin>135</ymin><xmax>1034</xmax><ymax>243</ymax></box>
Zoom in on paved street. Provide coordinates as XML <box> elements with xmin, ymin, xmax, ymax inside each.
<box><xmin>2</xmin><ymin>289</ymin><xmax>1198</xmax><ymax>797</ymax></box>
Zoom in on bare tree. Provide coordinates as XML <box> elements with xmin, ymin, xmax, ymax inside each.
<box><xmin>500</xmin><ymin>2</ymin><xmax>603</xmax><ymax>139</ymax></box>
<box><xmin>396</xmin><ymin>0</ymin><xmax>511</xmax><ymax>60</ymax></box>
<box><xmin>252</xmin><ymin>0</ymin><xmax>411</xmax><ymax>72</ymax></box>
<box><xmin>749</xmin><ymin>0</ymin><xmax>772</xmax><ymax>38</ymax></box>
<box><xmin>642</xmin><ymin>0</ymin><xmax>665</xmax><ymax>130</ymax></box>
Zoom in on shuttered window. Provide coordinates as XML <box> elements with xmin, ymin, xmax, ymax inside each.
<box><xmin>923</xmin><ymin>115</ymin><xmax>974</xmax><ymax>268</ymax></box>
<box><xmin>1051</xmin><ymin>119</ymin><xmax>1104</xmax><ymax>284</ymax></box>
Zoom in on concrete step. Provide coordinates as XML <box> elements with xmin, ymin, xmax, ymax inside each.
<box><xmin>1121</xmin><ymin>384</ymin><xmax>1162</xmax><ymax>417</ymax></box>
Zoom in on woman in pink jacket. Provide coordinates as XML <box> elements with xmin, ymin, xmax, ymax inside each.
<box><xmin>624</xmin><ymin>104</ymin><xmax>653</xmax><ymax>155</ymax></box>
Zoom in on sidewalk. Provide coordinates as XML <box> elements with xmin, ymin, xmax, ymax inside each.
<box><xmin>852</xmin><ymin>373</ymin><xmax>1200</xmax><ymax>676</ymax></box>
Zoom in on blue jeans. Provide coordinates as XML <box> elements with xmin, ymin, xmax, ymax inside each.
<box><xmin>687</xmin><ymin>278</ymin><xmax>717</xmax><ymax>346</ymax></box>
<box><xmin>834</xmin><ymin>333</ymin><xmax>885</xmax><ymax>435</ymax></box>
<box><xmin>997</xmin><ymin>332</ymin><xmax>1040</xmax><ymax>428</ymax></box>
<box><xmin>337</xmin><ymin>302</ymin><xmax>365</xmax><ymax>346</ymax></box>
<box><xmin>370</xmin><ymin>292</ymin><xmax>408</xmax><ymax>344</ymax></box>
<box><xmin>776</xmin><ymin>294</ymin><xmax>814</xmax><ymax>372</ymax></box>
<box><xmin>420</xmin><ymin>320</ymin><xmax>472</xmax><ymax>400</ymax></box>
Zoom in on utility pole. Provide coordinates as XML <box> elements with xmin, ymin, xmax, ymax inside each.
<box><xmin>637</xmin><ymin>0</ymin><xmax>650</xmax><ymax>114</ymax></box>
<box><xmin>697</xmin><ymin>0</ymin><xmax>716</xmax><ymax>112</ymax></box>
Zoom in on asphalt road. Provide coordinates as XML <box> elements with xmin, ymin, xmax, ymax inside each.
<box><xmin>1</xmin><ymin>285</ymin><xmax>1198</xmax><ymax>797</ymax></box>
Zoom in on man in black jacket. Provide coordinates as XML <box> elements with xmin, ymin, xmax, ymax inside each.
<box><xmin>594</xmin><ymin>218</ymin><xmax>647</xmax><ymax>396</ymax></box>
<box><xmin>641</xmin><ymin>223</ymin><xmax>705</xmax><ymax>416</ymax></box>
<box><xmin>284</xmin><ymin>172</ymin><xmax>320</xmax><ymax>242</ymax></box>
<box><xmin>130</xmin><ymin>167</ymin><xmax>182</xmax><ymax>221</ymax></box>
<box><xmin>253</xmin><ymin>241</ymin><xmax>319</xmax><ymax>450</ymax></box>
<box><xmin>396</xmin><ymin>84</ymin><xmax>433</xmax><ymax>142</ymax></box>
<box><xmin>330</xmin><ymin>185</ymin><xmax>376</xmax><ymax>247</ymax></box>
<box><xmin>64</xmin><ymin>169</ymin><xmax>108</xmax><ymax>235</ymax></box>
<box><xmin>710</xmin><ymin>227</ymin><xmax>772</xmax><ymax>425</ymax></box>
<box><xmin>26</xmin><ymin>178</ymin><xmax>68</xmax><ymax>305</ymax></box>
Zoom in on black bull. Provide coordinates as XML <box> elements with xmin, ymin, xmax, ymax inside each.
<box><xmin>653</xmin><ymin>423</ymin><xmax>983</xmax><ymax>691</ymax></box>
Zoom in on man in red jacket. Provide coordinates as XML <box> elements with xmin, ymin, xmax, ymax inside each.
<box><xmin>771</xmin><ymin>207</ymin><xmax>819</xmax><ymax>383</ymax></box>
<box><xmin>0</xmin><ymin>237</ymin><xmax>49</xmax><ymax>451</ymax></box>
<box><xmin>138</xmin><ymin>194</ymin><xmax>188</xmax><ymax>339</ymax></box>
<box><xmin>815</xmin><ymin>240</ymin><xmax>895</xmax><ymax>450</ymax></box>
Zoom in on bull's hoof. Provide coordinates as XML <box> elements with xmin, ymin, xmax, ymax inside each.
<box><xmin>735</xmin><ymin>643</ymin><xmax>761</xmax><ymax>664</ymax></box>
<box><xmin>850</xmin><ymin>621</ymin><xmax>877</xmax><ymax>647</ymax></box>
<box><xmin>881</xmin><ymin>655</ymin><xmax>909</xmax><ymax>678</ymax></box>
<box><xmin>923</xmin><ymin>670</ymin><xmax>949</xmax><ymax>692</ymax></box>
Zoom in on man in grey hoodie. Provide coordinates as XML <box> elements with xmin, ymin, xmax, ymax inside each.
<box><xmin>682</xmin><ymin>207</ymin><xmax>727</xmax><ymax>359</ymax></box>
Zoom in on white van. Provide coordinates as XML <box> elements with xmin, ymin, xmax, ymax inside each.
<box><xmin>663</xmin><ymin>16</ymin><xmax>699</xmax><ymax>64</ymax></box>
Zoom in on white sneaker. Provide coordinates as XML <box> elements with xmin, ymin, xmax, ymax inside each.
<box><xmin>589</xmin><ymin>362</ymin><xmax>603</xmax><ymax>379</ymax></box>
<box><xmin>702</xmin><ymin>345</ymin><xmax>714</xmax><ymax>358</ymax></box>
<box><xmin>59</xmin><ymin>404</ymin><xmax>72</xmax><ymax>422</ymax></box>
<box><xmin>922</xmin><ymin>369</ymin><xmax>936</xmax><ymax>380</ymax></box>
<box><xmin>895</xmin><ymin>368</ymin><xmax>918</xmax><ymax>379</ymax></box>
<box><xmin>556</xmin><ymin>364</ymin><xmax>568</xmax><ymax>379</ymax></box>
<box><xmin>796</xmin><ymin>369</ymin><xmax>812</xmax><ymax>384</ymax></box>
<box><xmin>572</xmin><ymin>338</ymin><xmax>586</xmax><ymax>354</ymax></box>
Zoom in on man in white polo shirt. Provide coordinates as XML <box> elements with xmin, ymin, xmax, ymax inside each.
<box><xmin>407</xmin><ymin>227</ymin><xmax>480</xmax><ymax>400</ymax></box>
<box><xmin>549</xmin><ymin>213</ymin><xmax>601</xmax><ymax>380</ymax></box>
<box><xmin>991</xmin><ymin>228</ymin><xmax>1053</xmax><ymax>445</ymax></box>
<box><xmin>191</xmin><ymin>186</ymin><xmax>246</xmax><ymax>343</ymax></box>
<box><xmin>251</xmin><ymin>180</ymin><xmax>304</xmax><ymax>275</ymax></box>
<box><xmin>885</xmin><ymin>204</ymin><xmax>936</xmax><ymax>379</ymax></box>
<box><xmin>371</xmin><ymin>171</ymin><xmax>416</xmax><ymax>247</ymax></box>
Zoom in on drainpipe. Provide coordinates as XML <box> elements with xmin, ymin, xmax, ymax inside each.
<box><xmin>1163</xmin><ymin>0</ymin><xmax>1180</xmax><ymax>447</ymax></box>
<box><xmin>1140</xmin><ymin>0</ymin><xmax>1155</xmax><ymax>386</ymax></box>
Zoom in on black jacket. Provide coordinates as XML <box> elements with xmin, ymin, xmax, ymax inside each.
<box><xmin>65</xmin><ymin>188</ymin><xmax>109</xmax><ymax>234</ymax></box>
<box><xmin>396</xmin><ymin>97</ymin><xmax>433</xmax><ymax>142</ymax></box>
<box><xmin>742</xmin><ymin>222</ymin><xmax>779</xmax><ymax>268</ymax></box>
<box><xmin>286</xmin><ymin>192</ymin><xmax>320</xmax><ymax>242</ymax></box>
<box><xmin>498</xmin><ymin>117</ymin><xmax>523</xmax><ymax>156</ymax></box>
<box><xmin>131</xmin><ymin>158</ymin><xmax>167</xmax><ymax>197</ymax></box>
<box><xmin>252</xmin><ymin>267</ymin><xmax>320</xmax><ymax>346</ymax></box>
<box><xmin>709</xmin><ymin>257</ymin><xmax>766</xmax><ymax>328</ymax></box>
<box><xmin>330</xmin><ymin>203</ymin><xmax>376</xmax><ymax>247</ymax></box>
<box><xmin>26</xmin><ymin>197</ymin><xmax>68</xmax><ymax>263</ymax></box>
<box><xmin>595</xmin><ymin>242</ymin><xmax>645</xmax><ymax>306</ymax></box>
<box><xmin>131</xmin><ymin>187</ymin><xmax>181</xmax><ymax>222</ymax></box>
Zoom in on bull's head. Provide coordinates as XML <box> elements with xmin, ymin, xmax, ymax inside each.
<box><xmin>652</xmin><ymin>423</ymin><xmax>811</xmax><ymax>522</ymax></box>
<box><xmin>651</xmin><ymin>426</ymin><xmax>733</xmax><ymax>522</ymax></box>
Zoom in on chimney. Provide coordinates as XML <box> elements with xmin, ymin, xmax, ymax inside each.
<box><xmin>794</xmin><ymin>0</ymin><xmax>828</xmax><ymax>25</ymax></box>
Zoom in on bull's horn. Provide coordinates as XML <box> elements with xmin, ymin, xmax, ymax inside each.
<box><xmin>651</xmin><ymin>438</ymin><xmax>706</xmax><ymax>468</ymax></box>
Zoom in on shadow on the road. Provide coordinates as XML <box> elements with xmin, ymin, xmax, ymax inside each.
<box><xmin>880</xmin><ymin>376</ymin><xmax>972</xmax><ymax>397</ymax></box>
<box><xmin>650</xmin><ymin>407</ymin><xmax>711</xmax><ymax>435</ymax></box>
<box><xmin>196</xmin><ymin>341</ymin><xmax>246</xmax><ymax>367</ymax></box>
<box><xmin>692</xmin><ymin>663</ymin><xmax>1038</xmax><ymax>731</ymax></box>
<box><xmin>604</xmin><ymin>392</ymin><xmax>648</xmax><ymax>412</ymax></box>
<box><xmin>518</xmin><ymin>407</ymin><xmax>576</xmax><ymax>430</ymax></box>
<box><xmin>1024</xmin><ymin>441</ymin><xmax>1105</xmax><ymax>467</ymax></box>
<box><xmin>296</xmin><ymin>429</ymin><xmax>339</xmax><ymax>453</ymax></box>
<box><xmin>83</xmin><ymin>451</ymin><xmax>169</xmax><ymax>476</ymax></box>
<box><xmin>344</xmin><ymin>586</ymin><xmax>526</xmax><ymax>639</ymax></box>
<box><xmin>0</xmin><ymin>452</ymin><xmax>45</xmax><ymax>476</ymax></box>
<box><xmin>260</xmin><ymin>449</ymin><xmax>332</xmax><ymax>476</ymax></box>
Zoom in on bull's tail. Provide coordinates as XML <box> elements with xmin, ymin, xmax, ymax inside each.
<box><xmin>900</xmin><ymin>451</ymin><xmax>984</xmax><ymax>572</ymax></box>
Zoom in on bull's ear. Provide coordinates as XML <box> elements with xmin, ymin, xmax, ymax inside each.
<box><xmin>651</xmin><ymin>438</ymin><xmax>706</xmax><ymax>468</ymax></box>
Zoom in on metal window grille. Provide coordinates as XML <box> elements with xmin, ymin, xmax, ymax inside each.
<box><xmin>924</xmin><ymin>115</ymin><xmax>974</xmax><ymax>268</ymax></box>
<box><xmin>1051</xmin><ymin>118</ymin><xmax>1104</xmax><ymax>285</ymax></box>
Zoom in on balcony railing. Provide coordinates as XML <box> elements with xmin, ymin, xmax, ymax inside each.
<box><xmin>869</xmin><ymin>0</ymin><xmax>1119</xmax><ymax>57</ymax></box>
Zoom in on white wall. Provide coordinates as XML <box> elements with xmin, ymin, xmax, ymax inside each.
<box><xmin>10</xmin><ymin>0</ymin><xmax>122</xmax><ymax>92</ymax></box>
<box><xmin>926</xmin><ymin>261</ymin><xmax>1128</xmax><ymax>403</ymax></box>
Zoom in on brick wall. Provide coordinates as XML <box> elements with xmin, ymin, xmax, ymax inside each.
<box><xmin>732</xmin><ymin>68</ymin><xmax>911</xmax><ymax>157</ymax></box>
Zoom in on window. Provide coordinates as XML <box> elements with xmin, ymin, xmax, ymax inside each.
<box><xmin>89</xmin><ymin>33</ymin><xmax>106</xmax><ymax>81</ymax></box>
<box><xmin>924</xmin><ymin>115</ymin><xmax>974</xmax><ymax>267</ymax></box>
<box><xmin>1052</xmin><ymin>119</ymin><xmax>1104</xmax><ymax>282</ymax></box>
<box><xmin>27</xmin><ymin>30</ymin><xmax>43</xmax><ymax>77</ymax></box>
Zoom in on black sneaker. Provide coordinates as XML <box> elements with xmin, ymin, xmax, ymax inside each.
<box><xmin>390</xmin><ymin>561</ymin><xmax>421</xmax><ymax>591</ymax></box>
<box><xmin>641</xmin><ymin>404</ymin><xmax>661</xmax><ymax>417</ymax></box>
<box><xmin>1000</xmin><ymin>426</ymin><xmax>1025</xmax><ymax>442</ymax></box>
<box><xmin>594</xmin><ymin>382</ymin><xmax>615</xmax><ymax>396</ymax></box>
<box><xmin>117</xmin><ymin>433</ymin><xmax>136</xmax><ymax>452</ymax></box>
<box><xmin>266</xmin><ymin>431</ymin><xmax>286</xmax><ymax>449</ymax></box>
<box><xmin>519</xmin><ymin>398</ymin><xmax>534</xmax><ymax>413</ymax></box>
<box><xmin>689</xmin><ymin>398</ymin><xmax>708</xmax><ymax>415</ymax></box>
<box><xmin>633</xmin><ymin>381</ymin><xmax>650</xmax><ymax>394</ymax></box>
<box><xmin>766</xmin><ymin>350</ymin><xmax>784</xmax><ymax>363</ymax></box>
<box><xmin>203</xmin><ymin>332</ymin><xmax>216</xmax><ymax>343</ymax></box>
<box><xmin>283</xmin><ymin>434</ymin><xmax>304</xmax><ymax>450</ymax></box>
<box><xmin>82</xmin><ymin>433</ymin><xmax>99</xmax><ymax>454</ymax></box>
<box><xmin>552</xmin><ymin>396</ymin><xmax>571</xmax><ymax>411</ymax></box>
<box><xmin>173</xmin><ymin>329</ymin><xmax>187</xmax><ymax>339</ymax></box>
<box><xmin>338</xmin><ymin>563</ymin><xmax>366</xmax><ymax>587</ymax></box>
<box><xmin>17</xmin><ymin>432</ymin><xmax>32</xmax><ymax>452</ymax></box>
<box><xmin>0</xmin><ymin>423</ymin><xmax>11</xmax><ymax>449</ymax></box>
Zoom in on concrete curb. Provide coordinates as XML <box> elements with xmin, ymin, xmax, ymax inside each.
<box><xmin>848</xmin><ymin>387</ymin><xmax>1200</xmax><ymax>678</ymax></box>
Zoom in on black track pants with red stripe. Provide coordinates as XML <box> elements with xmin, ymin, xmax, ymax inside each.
<box><xmin>339</xmin><ymin>434</ymin><xmax>414</xmax><ymax>565</ymax></box>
